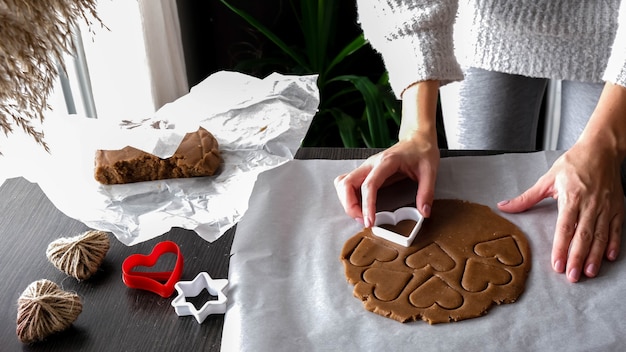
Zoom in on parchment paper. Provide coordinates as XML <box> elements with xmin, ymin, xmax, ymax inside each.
<box><xmin>0</xmin><ymin>71</ymin><xmax>319</xmax><ymax>245</ymax></box>
<box><xmin>223</xmin><ymin>151</ymin><xmax>626</xmax><ymax>352</ymax></box>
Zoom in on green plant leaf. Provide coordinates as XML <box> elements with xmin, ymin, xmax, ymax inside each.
<box><xmin>222</xmin><ymin>0</ymin><xmax>397</xmax><ymax>148</ymax></box>
<box><xmin>382</xmin><ymin>97</ymin><xmax>401</xmax><ymax>126</ymax></box>
<box><xmin>375</xmin><ymin>71</ymin><xmax>401</xmax><ymax>127</ymax></box>
<box><xmin>329</xmin><ymin>75</ymin><xmax>392</xmax><ymax>147</ymax></box>
<box><xmin>329</xmin><ymin>108</ymin><xmax>360</xmax><ymax>148</ymax></box>
<box><xmin>360</xmin><ymin>127</ymin><xmax>373</xmax><ymax>148</ymax></box>
<box><xmin>220</xmin><ymin>0</ymin><xmax>310</xmax><ymax>71</ymax></box>
<box><xmin>322</xmin><ymin>85</ymin><xmax>358</xmax><ymax>108</ymax></box>
<box><xmin>325</xmin><ymin>34</ymin><xmax>367</xmax><ymax>77</ymax></box>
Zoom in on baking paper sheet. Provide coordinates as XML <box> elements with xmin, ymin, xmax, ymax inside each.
<box><xmin>223</xmin><ymin>151</ymin><xmax>626</xmax><ymax>352</ymax></box>
<box><xmin>0</xmin><ymin>71</ymin><xmax>319</xmax><ymax>245</ymax></box>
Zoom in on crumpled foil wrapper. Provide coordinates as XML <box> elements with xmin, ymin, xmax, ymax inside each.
<box><xmin>0</xmin><ymin>71</ymin><xmax>319</xmax><ymax>245</ymax></box>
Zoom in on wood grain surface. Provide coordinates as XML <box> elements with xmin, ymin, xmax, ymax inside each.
<box><xmin>0</xmin><ymin>148</ymin><xmax>522</xmax><ymax>350</ymax></box>
<box><xmin>0</xmin><ymin>176</ymin><xmax>235</xmax><ymax>351</ymax></box>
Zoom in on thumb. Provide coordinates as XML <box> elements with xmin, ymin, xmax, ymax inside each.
<box><xmin>498</xmin><ymin>177</ymin><xmax>553</xmax><ymax>214</ymax></box>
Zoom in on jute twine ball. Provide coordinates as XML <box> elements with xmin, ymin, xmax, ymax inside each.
<box><xmin>16</xmin><ymin>279</ymin><xmax>82</xmax><ymax>343</ymax></box>
<box><xmin>46</xmin><ymin>230</ymin><xmax>110</xmax><ymax>280</ymax></box>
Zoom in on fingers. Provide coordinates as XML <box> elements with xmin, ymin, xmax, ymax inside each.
<box><xmin>415</xmin><ymin>164</ymin><xmax>436</xmax><ymax>218</ymax></box>
<box><xmin>334</xmin><ymin>168</ymin><xmax>369</xmax><ymax>223</ymax></box>
<box><xmin>606</xmin><ymin>210</ymin><xmax>623</xmax><ymax>261</ymax></box>
<box><xmin>552</xmin><ymin>197</ymin><xmax>622</xmax><ymax>283</ymax></box>
<box><xmin>553</xmin><ymin>201</ymin><xmax>596</xmax><ymax>282</ymax></box>
<box><xmin>499</xmin><ymin>171</ymin><xmax>623</xmax><ymax>283</ymax></box>
<box><xmin>334</xmin><ymin>144</ymin><xmax>439</xmax><ymax>226</ymax></box>
<box><xmin>333</xmin><ymin>156</ymin><xmax>401</xmax><ymax>227</ymax></box>
<box><xmin>581</xmin><ymin>208</ymin><xmax>611</xmax><ymax>278</ymax></box>
<box><xmin>360</xmin><ymin>157</ymin><xmax>407</xmax><ymax>227</ymax></box>
<box><xmin>498</xmin><ymin>176</ymin><xmax>553</xmax><ymax>214</ymax></box>
<box><xmin>550</xmin><ymin>197</ymin><xmax>578</xmax><ymax>278</ymax></box>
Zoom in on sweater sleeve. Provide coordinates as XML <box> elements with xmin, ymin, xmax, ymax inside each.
<box><xmin>356</xmin><ymin>0</ymin><xmax>464</xmax><ymax>98</ymax></box>
<box><xmin>603</xmin><ymin>0</ymin><xmax>626</xmax><ymax>87</ymax></box>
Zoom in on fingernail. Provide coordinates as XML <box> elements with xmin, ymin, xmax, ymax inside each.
<box><xmin>364</xmin><ymin>216</ymin><xmax>371</xmax><ymax>228</ymax></box>
<box><xmin>554</xmin><ymin>260</ymin><xmax>565</xmax><ymax>273</ymax></box>
<box><xmin>609</xmin><ymin>250</ymin><xmax>618</xmax><ymax>261</ymax></box>
<box><xmin>497</xmin><ymin>200</ymin><xmax>510</xmax><ymax>206</ymax></box>
<box><xmin>585</xmin><ymin>263</ymin><xmax>597</xmax><ymax>277</ymax></box>
<box><xmin>568</xmin><ymin>268</ymin><xmax>580</xmax><ymax>282</ymax></box>
<box><xmin>355</xmin><ymin>217</ymin><xmax>364</xmax><ymax>225</ymax></box>
<box><xmin>422</xmin><ymin>204</ymin><xmax>431</xmax><ymax>217</ymax></box>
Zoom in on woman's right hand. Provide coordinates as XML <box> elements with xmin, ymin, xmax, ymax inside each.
<box><xmin>334</xmin><ymin>131</ymin><xmax>440</xmax><ymax>227</ymax></box>
<box><xmin>334</xmin><ymin>80</ymin><xmax>441</xmax><ymax>227</ymax></box>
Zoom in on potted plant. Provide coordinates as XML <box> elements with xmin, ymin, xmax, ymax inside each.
<box><xmin>220</xmin><ymin>0</ymin><xmax>402</xmax><ymax>148</ymax></box>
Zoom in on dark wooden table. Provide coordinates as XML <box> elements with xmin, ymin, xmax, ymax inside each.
<box><xmin>0</xmin><ymin>148</ymin><xmax>521</xmax><ymax>351</ymax></box>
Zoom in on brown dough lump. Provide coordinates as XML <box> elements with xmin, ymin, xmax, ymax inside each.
<box><xmin>94</xmin><ymin>127</ymin><xmax>222</xmax><ymax>184</ymax></box>
<box><xmin>340</xmin><ymin>199</ymin><xmax>531</xmax><ymax>324</ymax></box>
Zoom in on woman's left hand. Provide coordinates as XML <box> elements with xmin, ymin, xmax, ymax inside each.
<box><xmin>498</xmin><ymin>142</ymin><xmax>624</xmax><ymax>282</ymax></box>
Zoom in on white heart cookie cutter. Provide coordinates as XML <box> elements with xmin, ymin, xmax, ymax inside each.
<box><xmin>171</xmin><ymin>272</ymin><xmax>228</xmax><ymax>324</ymax></box>
<box><xmin>371</xmin><ymin>207</ymin><xmax>424</xmax><ymax>247</ymax></box>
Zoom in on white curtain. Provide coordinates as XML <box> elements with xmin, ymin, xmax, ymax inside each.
<box><xmin>137</xmin><ymin>0</ymin><xmax>189</xmax><ymax>110</ymax></box>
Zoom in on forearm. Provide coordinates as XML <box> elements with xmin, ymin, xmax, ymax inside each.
<box><xmin>398</xmin><ymin>80</ymin><xmax>440</xmax><ymax>142</ymax></box>
<box><xmin>356</xmin><ymin>0</ymin><xmax>462</xmax><ymax>98</ymax></box>
<box><xmin>578</xmin><ymin>82</ymin><xmax>626</xmax><ymax>160</ymax></box>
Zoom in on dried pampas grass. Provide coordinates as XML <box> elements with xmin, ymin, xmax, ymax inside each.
<box><xmin>0</xmin><ymin>0</ymin><xmax>102</xmax><ymax>152</ymax></box>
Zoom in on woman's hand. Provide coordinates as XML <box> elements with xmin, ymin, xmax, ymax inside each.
<box><xmin>334</xmin><ymin>132</ymin><xmax>440</xmax><ymax>227</ymax></box>
<box><xmin>334</xmin><ymin>81</ymin><xmax>441</xmax><ymax>227</ymax></box>
<box><xmin>499</xmin><ymin>82</ymin><xmax>626</xmax><ymax>282</ymax></box>
<box><xmin>498</xmin><ymin>143</ymin><xmax>624</xmax><ymax>282</ymax></box>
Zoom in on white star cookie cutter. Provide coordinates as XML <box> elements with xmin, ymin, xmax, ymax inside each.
<box><xmin>171</xmin><ymin>272</ymin><xmax>228</xmax><ymax>323</ymax></box>
<box><xmin>371</xmin><ymin>207</ymin><xmax>424</xmax><ymax>247</ymax></box>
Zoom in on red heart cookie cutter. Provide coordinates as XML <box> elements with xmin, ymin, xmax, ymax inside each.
<box><xmin>122</xmin><ymin>241</ymin><xmax>184</xmax><ymax>298</ymax></box>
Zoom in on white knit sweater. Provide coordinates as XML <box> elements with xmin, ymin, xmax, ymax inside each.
<box><xmin>356</xmin><ymin>0</ymin><xmax>626</xmax><ymax>98</ymax></box>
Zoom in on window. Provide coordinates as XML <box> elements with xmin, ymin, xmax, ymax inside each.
<box><xmin>52</xmin><ymin>1</ymin><xmax>156</xmax><ymax>122</ymax></box>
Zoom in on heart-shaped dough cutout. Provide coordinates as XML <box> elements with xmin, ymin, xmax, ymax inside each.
<box><xmin>122</xmin><ymin>241</ymin><xmax>184</xmax><ymax>298</ymax></box>
<box><xmin>474</xmin><ymin>236</ymin><xmax>523</xmax><ymax>266</ymax></box>
<box><xmin>349</xmin><ymin>237</ymin><xmax>398</xmax><ymax>266</ymax></box>
<box><xmin>372</xmin><ymin>207</ymin><xmax>424</xmax><ymax>247</ymax></box>
<box><xmin>406</xmin><ymin>243</ymin><xmax>456</xmax><ymax>272</ymax></box>
<box><xmin>410</xmin><ymin>276</ymin><xmax>464</xmax><ymax>309</ymax></box>
<box><xmin>461</xmin><ymin>258</ymin><xmax>512</xmax><ymax>292</ymax></box>
<box><xmin>363</xmin><ymin>267</ymin><xmax>412</xmax><ymax>301</ymax></box>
